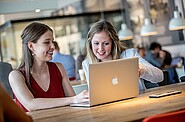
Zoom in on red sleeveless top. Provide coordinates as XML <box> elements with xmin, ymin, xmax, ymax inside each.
<box><xmin>15</xmin><ymin>62</ymin><xmax>65</xmax><ymax>112</ymax></box>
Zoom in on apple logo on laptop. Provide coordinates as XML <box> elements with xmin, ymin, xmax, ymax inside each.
<box><xmin>112</xmin><ymin>76</ymin><xmax>118</xmax><ymax>85</ymax></box>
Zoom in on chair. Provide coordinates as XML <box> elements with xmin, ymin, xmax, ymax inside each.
<box><xmin>142</xmin><ymin>109</ymin><xmax>185</xmax><ymax>122</ymax></box>
<box><xmin>180</xmin><ymin>76</ymin><xmax>185</xmax><ymax>82</ymax></box>
<box><xmin>0</xmin><ymin>62</ymin><xmax>13</xmax><ymax>98</ymax></box>
<box><xmin>144</xmin><ymin>79</ymin><xmax>159</xmax><ymax>89</ymax></box>
<box><xmin>158</xmin><ymin>70</ymin><xmax>169</xmax><ymax>86</ymax></box>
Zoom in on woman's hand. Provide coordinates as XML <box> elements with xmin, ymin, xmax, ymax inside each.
<box><xmin>71</xmin><ymin>90</ymin><xmax>89</xmax><ymax>103</ymax></box>
<box><xmin>138</xmin><ymin>64</ymin><xmax>145</xmax><ymax>78</ymax></box>
<box><xmin>138</xmin><ymin>68</ymin><xmax>142</xmax><ymax>77</ymax></box>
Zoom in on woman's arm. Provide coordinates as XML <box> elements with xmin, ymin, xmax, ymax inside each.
<box><xmin>121</xmin><ymin>48</ymin><xmax>164</xmax><ymax>83</ymax></box>
<box><xmin>139</xmin><ymin>63</ymin><xmax>164</xmax><ymax>83</ymax></box>
<box><xmin>55</xmin><ymin>62</ymin><xmax>89</xmax><ymax>103</ymax></box>
<box><xmin>9</xmin><ymin>69</ymin><xmax>88</xmax><ymax>111</ymax></box>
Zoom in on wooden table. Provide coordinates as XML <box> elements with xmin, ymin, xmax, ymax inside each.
<box><xmin>27</xmin><ymin>82</ymin><xmax>185</xmax><ymax>122</ymax></box>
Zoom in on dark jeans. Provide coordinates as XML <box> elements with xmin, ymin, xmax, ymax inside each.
<box><xmin>180</xmin><ymin>76</ymin><xmax>185</xmax><ymax>82</ymax></box>
<box><xmin>144</xmin><ymin>80</ymin><xmax>159</xmax><ymax>89</ymax></box>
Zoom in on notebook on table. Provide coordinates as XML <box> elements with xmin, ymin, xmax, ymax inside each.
<box><xmin>70</xmin><ymin>57</ymin><xmax>139</xmax><ymax>107</ymax></box>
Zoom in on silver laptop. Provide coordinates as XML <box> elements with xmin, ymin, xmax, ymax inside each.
<box><xmin>70</xmin><ymin>57</ymin><xmax>139</xmax><ymax>107</ymax></box>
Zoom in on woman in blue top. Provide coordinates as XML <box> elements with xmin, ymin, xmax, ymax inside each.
<box><xmin>82</xmin><ymin>20</ymin><xmax>163</xmax><ymax>90</ymax></box>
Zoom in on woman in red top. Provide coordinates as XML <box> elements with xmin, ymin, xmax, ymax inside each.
<box><xmin>9</xmin><ymin>22</ymin><xmax>89</xmax><ymax>112</ymax></box>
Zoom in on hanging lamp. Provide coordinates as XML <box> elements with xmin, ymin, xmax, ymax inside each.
<box><xmin>169</xmin><ymin>11</ymin><xmax>185</xmax><ymax>30</ymax></box>
<box><xmin>140</xmin><ymin>18</ymin><xmax>158</xmax><ymax>36</ymax></box>
<box><xmin>118</xmin><ymin>23</ymin><xmax>133</xmax><ymax>40</ymax></box>
<box><xmin>140</xmin><ymin>0</ymin><xmax>157</xmax><ymax>37</ymax></box>
<box><xmin>118</xmin><ymin>0</ymin><xmax>133</xmax><ymax>41</ymax></box>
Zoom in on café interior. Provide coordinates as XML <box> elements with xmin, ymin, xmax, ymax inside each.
<box><xmin>0</xmin><ymin>0</ymin><xmax>185</xmax><ymax>121</ymax></box>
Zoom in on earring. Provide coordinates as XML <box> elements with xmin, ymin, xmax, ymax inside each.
<box><xmin>32</xmin><ymin>53</ymin><xmax>35</xmax><ymax>56</ymax></box>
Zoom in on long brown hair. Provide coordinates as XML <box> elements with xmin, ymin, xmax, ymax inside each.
<box><xmin>18</xmin><ymin>22</ymin><xmax>53</xmax><ymax>91</ymax></box>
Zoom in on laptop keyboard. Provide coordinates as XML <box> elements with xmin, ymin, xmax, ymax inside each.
<box><xmin>80</xmin><ymin>101</ymin><xmax>90</xmax><ymax>105</ymax></box>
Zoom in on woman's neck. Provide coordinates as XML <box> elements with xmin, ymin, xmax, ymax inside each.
<box><xmin>31</xmin><ymin>61</ymin><xmax>48</xmax><ymax>75</ymax></box>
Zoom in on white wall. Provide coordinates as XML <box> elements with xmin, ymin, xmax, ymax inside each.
<box><xmin>162</xmin><ymin>44</ymin><xmax>185</xmax><ymax>58</ymax></box>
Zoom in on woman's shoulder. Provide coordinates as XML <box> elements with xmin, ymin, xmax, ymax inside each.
<box><xmin>9</xmin><ymin>70</ymin><xmax>25</xmax><ymax>84</ymax></box>
<box><xmin>9</xmin><ymin>69</ymin><xmax>23</xmax><ymax>76</ymax></box>
<box><xmin>120</xmin><ymin>48</ymin><xmax>138</xmax><ymax>58</ymax></box>
<box><xmin>124</xmin><ymin>48</ymin><xmax>137</xmax><ymax>53</ymax></box>
<box><xmin>82</xmin><ymin>59</ymin><xmax>89</xmax><ymax>66</ymax></box>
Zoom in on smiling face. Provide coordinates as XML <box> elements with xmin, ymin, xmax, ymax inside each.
<box><xmin>29</xmin><ymin>30</ymin><xmax>54</xmax><ymax>62</ymax></box>
<box><xmin>91</xmin><ymin>31</ymin><xmax>112</xmax><ymax>62</ymax></box>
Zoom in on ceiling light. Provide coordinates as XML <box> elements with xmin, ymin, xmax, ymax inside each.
<box><xmin>35</xmin><ymin>9</ymin><xmax>41</xmax><ymax>13</ymax></box>
<box><xmin>118</xmin><ymin>23</ymin><xmax>133</xmax><ymax>40</ymax></box>
<box><xmin>140</xmin><ymin>18</ymin><xmax>158</xmax><ymax>37</ymax></box>
<box><xmin>169</xmin><ymin>11</ymin><xmax>185</xmax><ymax>31</ymax></box>
<box><xmin>118</xmin><ymin>0</ymin><xmax>133</xmax><ymax>41</ymax></box>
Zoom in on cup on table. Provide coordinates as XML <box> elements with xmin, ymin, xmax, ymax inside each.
<box><xmin>79</xmin><ymin>69</ymin><xmax>86</xmax><ymax>81</ymax></box>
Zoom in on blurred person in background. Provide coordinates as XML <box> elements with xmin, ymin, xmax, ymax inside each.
<box><xmin>161</xmin><ymin>50</ymin><xmax>179</xmax><ymax>84</ymax></box>
<box><xmin>51</xmin><ymin>41</ymin><xmax>76</xmax><ymax>81</ymax></box>
<box><xmin>137</xmin><ymin>46</ymin><xmax>146</xmax><ymax>58</ymax></box>
<box><xmin>145</xmin><ymin>42</ymin><xmax>165</xmax><ymax>68</ymax></box>
<box><xmin>75</xmin><ymin>40</ymin><xmax>87</xmax><ymax>80</ymax></box>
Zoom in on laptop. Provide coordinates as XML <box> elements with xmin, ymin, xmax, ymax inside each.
<box><xmin>70</xmin><ymin>57</ymin><xmax>139</xmax><ymax>107</ymax></box>
<box><xmin>171</xmin><ymin>57</ymin><xmax>182</xmax><ymax>67</ymax></box>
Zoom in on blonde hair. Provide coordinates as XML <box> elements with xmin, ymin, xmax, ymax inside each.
<box><xmin>85</xmin><ymin>20</ymin><xmax>127</xmax><ymax>63</ymax></box>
